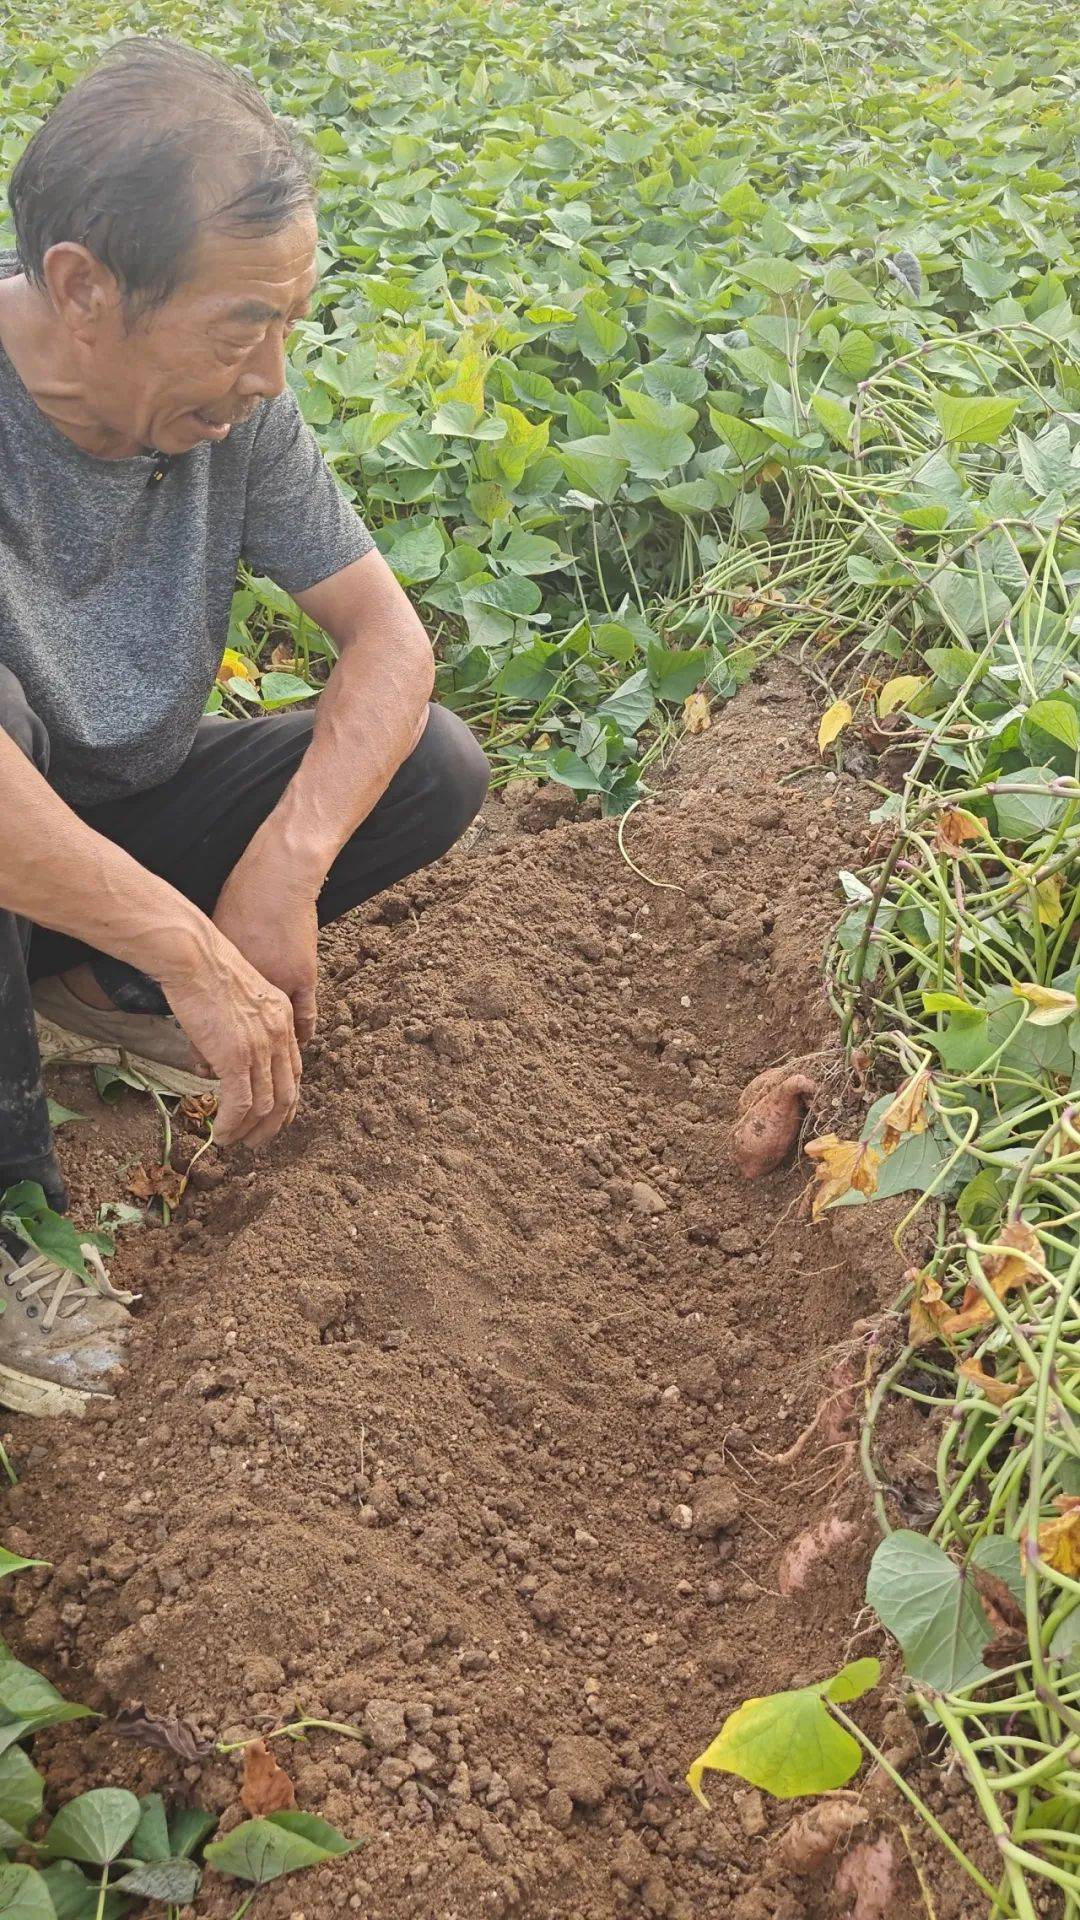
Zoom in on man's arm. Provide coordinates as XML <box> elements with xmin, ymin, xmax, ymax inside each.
<box><xmin>212</xmin><ymin>547</ymin><xmax>435</xmax><ymax>1041</ymax></box>
<box><xmin>0</xmin><ymin>730</ymin><xmax>301</xmax><ymax>1147</ymax></box>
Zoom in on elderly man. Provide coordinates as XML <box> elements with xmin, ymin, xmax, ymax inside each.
<box><xmin>0</xmin><ymin>39</ymin><xmax>489</xmax><ymax>1414</ymax></box>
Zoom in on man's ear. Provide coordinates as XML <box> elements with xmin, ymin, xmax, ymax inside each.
<box><xmin>40</xmin><ymin>242</ymin><xmax>121</xmax><ymax>342</ymax></box>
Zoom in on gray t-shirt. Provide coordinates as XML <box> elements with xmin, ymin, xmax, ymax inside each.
<box><xmin>0</xmin><ymin>253</ymin><xmax>374</xmax><ymax>806</ymax></box>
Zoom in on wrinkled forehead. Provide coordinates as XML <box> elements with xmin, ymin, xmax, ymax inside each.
<box><xmin>168</xmin><ymin>211</ymin><xmax>319</xmax><ymax>319</ymax></box>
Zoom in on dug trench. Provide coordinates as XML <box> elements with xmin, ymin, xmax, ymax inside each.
<box><xmin>1</xmin><ymin>666</ymin><xmax>974</xmax><ymax>1919</ymax></box>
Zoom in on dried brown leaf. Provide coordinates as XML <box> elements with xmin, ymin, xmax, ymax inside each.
<box><xmin>241</xmin><ymin>1738</ymin><xmax>297</xmax><ymax>1816</ymax></box>
<box><xmin>112</xmin><ymin>1702</ymin><xmax>213</xmax><ymax>1761</ymax></box>
<box><xmin>804</xmin><ymin>1133</ymin><xmax>880</xmax><ymax>1219</ymax></box>
<box><xmin>935</xmin><ymin>807</ymin><xmax>986</xmax><ymax>857</ymax></box>
<box><xmin>127</xmin><ymin>1162</ymin><xmax>188</xmax><ymax>1209</ymax></box>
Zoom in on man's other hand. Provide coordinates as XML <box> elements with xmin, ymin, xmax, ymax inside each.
<box><xmin>212</xmin><ymin>852</ymin><xmax>320</xmax><ymax>1046</ymax></box>
<box><xmin>165</xmin><ymin>942</ymin><xmax>302</xmax><ymax>1147</ymax></box>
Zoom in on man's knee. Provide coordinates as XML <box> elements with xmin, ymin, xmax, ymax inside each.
<box><xmin>0</xmin><ymin>668</ymin><xmax>49</xmax><ymax>775</ymax></box>
<box><xmin>414</xmin><ymin>705</ymin><xmax>490</xmax><ymax>854</ymax></box>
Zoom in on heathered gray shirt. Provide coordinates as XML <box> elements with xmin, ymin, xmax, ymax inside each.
<box><xmin>0</xmin><ymin>252</ymin><xmax>374</xmax><ymax>806</ymax></box>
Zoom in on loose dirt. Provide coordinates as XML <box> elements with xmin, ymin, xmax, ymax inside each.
<box><xmin>2</xmin><ymin>667</ymin><xmax>976</xmax><ymax>1919</ymax></box>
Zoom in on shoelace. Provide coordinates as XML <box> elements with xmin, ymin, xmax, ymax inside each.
<box><xmin>3</xmin><ymin>1247</ymin><xmax>135</xmax><ymax>1331</ymax></box>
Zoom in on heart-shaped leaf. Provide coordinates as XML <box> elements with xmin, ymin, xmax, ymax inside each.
<box><xmin>45</xmin><ymin>1789</ymin><xmax>142</xmax><ymax>1866</ymax></box>
<box><xmin>686</xmin><ymin>1658</ymin><xmax>880</xmax><ymax>1803</ymax></box>
<box><xmin>203</xmin><ymin>1811</ymin><xmax>358</xmax><ymax>1886</ymax></box>
<box><xmin>867</xmin><ymin>1532</ymin><xmax>994</xmax><ymax>1692</ymax></box>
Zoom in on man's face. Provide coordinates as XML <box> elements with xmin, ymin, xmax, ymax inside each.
<box><xmin>83</xmin><ymin>212</ymin><xmax>319</xmax><ymax>455</ymax></box>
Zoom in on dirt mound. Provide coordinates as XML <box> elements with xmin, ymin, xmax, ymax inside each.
<box><xmin>2</xmin><ymin>668</ymin><xmax>958</xmax><ymax>1918</ymax></box>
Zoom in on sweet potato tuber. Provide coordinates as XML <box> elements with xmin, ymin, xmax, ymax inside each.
<box><xmin>776</xmin><ymin>1799</ymin><xmax>866</xmax><ymax>1872</ymax></box>
<box><xmin>834</xmin><ymin>1833</ymin><xmax>897</xmax><ymax>1920</ymax></box>
<box><xmin>778</xmin><ymin>1512</ymin><xmax>858</xmax><ymax>1595</ymax></box>
<box><xmin>732</xmin><ymin>1069</ymin><xmax>817</xmax><ymax>1179</ymax></box>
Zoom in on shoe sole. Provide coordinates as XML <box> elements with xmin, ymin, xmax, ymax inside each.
<box><xmin>0</xmin><ymin>1361</ymin><xmax>103</xmax><ymax>1419</ymax></box>
<box><xmin>35</xmin><ymin>1017</ymin><xmax>219</xmax><ymax>1099</ymax></box>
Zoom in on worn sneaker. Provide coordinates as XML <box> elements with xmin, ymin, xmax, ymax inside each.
<box><xmin>0</xmin><ymin>1237</ymin><xmax>136</xmax><ymax>1418</ymax></box>
<box><xmin>32</xmin><ymin>977</ymin><xmax>218</xmax><ymax>1098</ymax></box>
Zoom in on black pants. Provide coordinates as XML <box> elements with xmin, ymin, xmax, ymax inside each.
<box><xmin>0</xmin><ymin>666</ymin><xmax>489</xmax><ymax>1184</ymax></box>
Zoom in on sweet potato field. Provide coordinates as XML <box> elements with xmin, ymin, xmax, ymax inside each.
<box><xmin>2</xmin><ymin>0</ymin><xmax>1080</xmax><ymax>1916</ymax></box>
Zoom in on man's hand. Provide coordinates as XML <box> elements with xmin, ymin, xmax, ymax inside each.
<box><xmin>162</xmin><ymin>938</ymin><xmax>302</xmax><ymax>1148</ymax></box>
<box><xmin>213</xmin><ymin>850</ymin><xmax>320</xmax><ymax>1044</ymax></box>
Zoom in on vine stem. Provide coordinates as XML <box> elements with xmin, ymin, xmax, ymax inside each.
<box><xmin>828</xmin><ymin>1704</ymin><xmax>998</xmax><ymax>1902</ymax></box>
<box><xmin>927</xmin><ymin>1696</ymin><xmax>1039</xmax><ymax>1920</ymax></box>
<box><xmin>840</xmin><ymin>835</ymin><xmax>904</xmax><ymax>1048</ymax></box>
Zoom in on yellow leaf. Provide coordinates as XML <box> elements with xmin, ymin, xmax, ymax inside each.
<box><xmin>909</xmin><ymin>1267</ymin><xmax>948</xmax><ymax>1348</ymax></box>
<box><xmin>1034</xmin><ymin>873</ymin><xmax>1063</xmax><ymax>928</ymax></box>
<box><xmin>804</xmin><ymin>1133</ymin><xmax>880</xmax><ymax>1219</ymax></box>
<box><xmin>818</xmin><ymin>699</ymin><xmax>853</xmax><ymax>754</ymax></box>
<box><xmin>216</xmin><ymin>647</ymin><xmax>258</xmax><ymax>687</ymax></box>
<box><xmin>1011</xmin><ymin>982</ymin><xmax>1078</xmax><ymax>1027</ymax></box>
<box><xmin>880</xmin><ymin>1066</ymin><xmax>932</xmax><ymax>1154</ymax></box>
<box><xmin>1038</xmin><ymin>1503</ymin><xmax>1080</xmax><ymax>1578</ymax></box>
<box><xmin>941</xmin><ymin>1221</ymin><xmax>1043</xmax><ymax>1335</ymax></box>
<box><xmin>878</xmin><ymin>674</ymin><xmax>925</xmax><ymax>717</ymax></box>
<box><xmin>935</xmin><ymin>808</ymin><xmax>987</xmax><ymax>856</ymax></box>
<box><xmin>683</xmin><ymin>691</ymin><xmax>712</xmax><ymax>735</ymax></box>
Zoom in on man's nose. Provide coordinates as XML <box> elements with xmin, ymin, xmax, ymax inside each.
<box><xmin>237</xmin><ymin>329</ymin><xmax>287</xmax><ymax>401</ymax></box>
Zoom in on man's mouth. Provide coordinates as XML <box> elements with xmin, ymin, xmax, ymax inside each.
<box><xmin>191</xmin><ymin>404</ymin><xmax>258</xmax><ymax>436</ymax></box>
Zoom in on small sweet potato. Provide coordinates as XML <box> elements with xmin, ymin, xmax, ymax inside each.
<box><xmin>835</xmin><ymin>1833</ymin><xmax>897</xmax><ymax>1920</ymax></box>
<box><xmin>778</xmin><ymin>1512</ymin><xmax>858</xmax><ymax>1595</ymax></box>
<box><xmin>776</xmin><ymin>1798</ymin><xmax>866</xmax><ymax>1872</ymax></box>
<box><xmin>733</xmin><ymin>1070</ymin><xmax>817</xmax><ymax>1179</ymax></box>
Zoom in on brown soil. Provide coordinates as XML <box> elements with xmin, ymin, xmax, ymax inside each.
<box><xmin>1</xmin><ymin>666</ymin><xmax>978</xmax><ymax>1920</ymax></box>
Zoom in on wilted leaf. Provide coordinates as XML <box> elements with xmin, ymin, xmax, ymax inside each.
<box><xmin>877</xmin><ymin>675</ymin><xmax>924</xmax><ymax>716</ymax></box>
<box><xmin>114</xmin><ymin>1858</ymin><xmax>202</xmax><ymax>1904</ymax></box>
<box><xmin>682</xmin><ymin>690</ymin><xmax>711</xmax><ymax>734</ymax></box>
<box><xmin>958</xmin><ymin>1357</ymin><xmax>1028</xmax><ymax>1407</ymax></box>
<box><xmin>241</xmin><ymin>1741</ymin><xmax>297</xmax><ymax>1817</ymax></box>
<box><xmin>818</xmin><ymin>699</ymin><xmax>853</xmax><ymax>753</ymax></box>
<box><xmin>1038</xmin><ymin>1500</ymin><xmax>1080</xmax><ymax>1577</ymax></box>
<box><xmin>126</xmin><ymin>1163</ymin><xmax>188</xmax><ymax>1209</ymax></box>
<box><xmin>909</xmin><ymin>1267</ymin><xmax>949</xmax><ymax>1347</ymax></box>
<box><xmin>935</xmin><ymin>808</ymin><xmax>987</xmax><ymax>856</ymax></box>
<box><xmin>111</xmin><ymin>1704</ymin><xmax>213</xmax><ymax>1762</ymax></box>
<box><xmin>942</xmin><ymin>1221</ymin><xmax>1044</xmax><ymax>1334</ymax></box>
<box><xmin>179</xmin><ymin>1092</ymin><xmax>219</xmax><ymax>1125</ymax></box>
<box><xmin>1011</xmin><ymin>982</ymin><xmax>1077</xmax><ymax>1026</ymax></box>
<box><xmin>879</xmin><ymin>1068</ymin><xmax>931</xmax><ymax>1154</ymax></box>
<box><xmin>804</xmin><ymin>1134</ymin><xmax>880</xmax><ymax>1217</ymax></box>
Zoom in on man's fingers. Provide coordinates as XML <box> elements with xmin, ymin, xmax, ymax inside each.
<box><xmin>214</xmin><ymin>1069</ymin><xmax>253</xmax><ymax>1147</ymax></box>
<box><xmin>292</xmin><ymin>985</ymin><xmax>317</xmax><ymax>1048</ymax></box>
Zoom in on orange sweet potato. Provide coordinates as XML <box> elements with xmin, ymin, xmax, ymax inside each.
<box><xmin>732</xmin><ymin>1069</ymin><xmax>817</xmax><ymax>1179</ymax></box>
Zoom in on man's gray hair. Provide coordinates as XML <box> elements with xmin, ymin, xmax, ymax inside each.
<box><xmin>8</xmin><ymin>37</ymin><xmax>319</xmax><ymax>315</ymax></box>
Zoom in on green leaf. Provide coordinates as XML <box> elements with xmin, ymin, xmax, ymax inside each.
<box><xmin>740</xmin><ymin>255</ymin><xmax>805</xmax><ymax>297</ymax></box>
<box><xmin>993</xmin><ymin>766</ymin><xmax>1065</xmax><ymax>841</ymax></box>
<box><xmin>541</xmin><ymin>749</ymin><xmax>610</xmax><ymax>795</ymax></box>
<box><xmin>866</xmin><ymin>1532</ymin><xmax>993</xmax><ymax>1692</ymax></box>
<box><xmin>167</xmin><ymin>1808</ymin><xmax>218</xmax><ymax>1861</ymax></box>
<box><xmin>557</xmin><ymin>434</ymin><xmax>628</xmax><ymax>504</ymax></box>
<box><xmin>646</xmin><ymin>642</ymin><xmax>709</xmax><ymax>702</ymax></box>
<box><xmin>576</xmin><ymin>302</ymin><xmax>627</xmax><ymax>366</ymax></box>
<box><xmin>113</xmin><ymin>1859</ymin><xmax>201</xmax><ymax>1903</ymax></box>
<box><xmin>39</xmin><ymin>1863</ymin><xmax>125</xmax><ymax>1920</ymax></box>
<box><xmin>258</xmin><ymin>673</ymin><xmax>318</xmax><ymax>709</ymax></box>
<box><xmin>45</xmin><ymin>1102</ymin><xmax>85</xmax><ymax>1131</ymax></box>
<box><xmin>810</xmin><ymin>391</ymin><xmax>852</xmax><ymax>448</ymax></box>
<box><xmin>0</xmin><ymin>1654</ymin><xmax>90</xmax><ymax>1735</ymax></box>
<box><xmin>0</xmin><ymin>1866</ymin><xmax>58</xmax><ymax>1920</ymax></box>
<box><xmin>46</xmin><ymin>1790</ymin><xmax>141</xmax><ymax>1867</ymax></box>
<box><xmin>0</xmin><ymin>1549</ymin><xmax>47</xmax><ymax>1584</ymax></box>
<box><xmin>0</xmin><ymin>1747</ymin><xmax>44</xmax><ymax>1835</ymax></box>
<box><xmin>594</xmin><ymin>669</ymin><xmax>654</xmax><ymax>734</ymax></box>
<box><xmin>129</xmin><ymin>1795</ymin><xmax>170</xmax><ymax>1865</ymax></box>
<box><xmin>203</xmin><ymin>1812</ymin><xmax>357</xmax><ymax>1886</ymax></box>
<box><xmin>381</xmin><ymin>520</ymin><xmax>445</xmax><ymax>585</ymax></box>
<box><xmin>1024</xmin><ymin>699</ymin><xmax>1080</xmax><ymax>752</ymax></box>
<box><xmin>932</xmin><ymin>392</ymin><xmax>1020</xmax><ymax>448</ymax></box>
<box><xmin>496</xmin><ymin>532</ymin><xmax>564</xmax><ymax>575</ymax></box>
<box><xmin>687</xmin><ymin>1659</ymin><xmax>879</xmax><ymax>1804</ymax></box>
<box><xmin>0</xmin><ymin>1187</ymin><xmax>99</xmax><ymax>1285</ymax></box>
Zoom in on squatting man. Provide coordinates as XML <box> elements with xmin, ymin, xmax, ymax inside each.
<box><xmin>0</xmin><ymin>41</ymin><xmax>490</xmax><ymax>1414</ymax></box>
